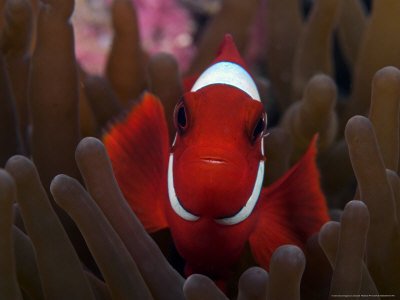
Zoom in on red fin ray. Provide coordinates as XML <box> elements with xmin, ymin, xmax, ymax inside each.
<box><xmin>103</xmin><ymin>93</ymin><xmax>170</xmax><ymax>232</ymax></box>
<box><xmin>212</xmin><ymin>34</ymin><xmax>250</xmax><ymax>74</ymax></box>
<box><xmin>249</xmin><ymin>136</ymin><xmax>330</xmax><ymax>270</ymax></box>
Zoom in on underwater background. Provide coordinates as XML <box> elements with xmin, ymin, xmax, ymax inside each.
<box><xmin>0</xmin><ymin>0</ymin><xmax>400</xmax><ymax>298</ymax></box>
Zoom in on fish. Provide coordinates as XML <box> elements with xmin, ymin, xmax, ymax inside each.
<box><xmin>103</xmin><ymin>34</ymin><xmax>330</xmax><ymax>280</ymax></box>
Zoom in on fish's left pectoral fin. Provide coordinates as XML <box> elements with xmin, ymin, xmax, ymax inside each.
<box><xmin>103</xmin><ymin>92</ymin><xmax>170</xmax><ymax>232</ymax></box>
<box><xmin>249</xmin><ymin>135</ymin><xmax>330</xmax><ymax>270</ymax></box>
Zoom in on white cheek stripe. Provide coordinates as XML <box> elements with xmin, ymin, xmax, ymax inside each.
<box><xmin>168</xmin><ymin>153</ymin><xmax>265</xmax><ymax>225</ymax></box>
<box><xmin>261</xmin><ymin>137</ymin><xmax>264</xmax><ymax>156</ymax></box>
<box><xmin>191</xmin><ymin>61</ymin><xmax>261</xmax><ymax>102</ymax></box>
<box><xmin>172</xmin><ymin>134</ymin><xmax>177</xmax><ymax>147</ymax></box>
<box><xmin>215</xmin><ymin>160</ymin><xmax>264</xmax><ymax>225</ymax></box>
<box><xmin>168</xmin><ymin>154</ymin><xmax>200</xmax><ymax>221</ymax></box>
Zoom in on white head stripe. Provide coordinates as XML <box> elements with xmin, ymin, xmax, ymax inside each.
<box><xmin>191</xmin><ymin>61</ymin><xmax>261</xmax><ymax>102</ymax></box>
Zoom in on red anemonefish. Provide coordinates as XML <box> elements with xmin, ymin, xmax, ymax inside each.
<box><xmin>103</xmin><ymin>35</ymin><xmax>330</xmax><ymax>280</ymax></box>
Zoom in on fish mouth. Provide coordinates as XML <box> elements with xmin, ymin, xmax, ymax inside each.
<box><xmin>178</xmin><ymin>146</ymin><xmax>243</xmax><ymax>170</ymax></box>
<box><xmin>200</xmin><ymin>157</ymin><xmax>227</xmax><ymax>164</ymax></box>
<box><xmin>167</xmin><ymin>153</ymin><xmax>264</xmax><ymax>225</ymax></box>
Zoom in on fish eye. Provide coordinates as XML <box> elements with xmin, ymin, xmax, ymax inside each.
<box><xmin>174</xmin><ymin>100</ymin><xmax>188</xmax><ymax>133</ymax></box>
<box><xmin>251</xmin><ymin>113</ymin><xmax>267</xmax><ymax>143</ymax></box>
<box><xmin>178</xmin><ymin>106</ymin><xmax>186</xmax><ymax>127</ymax></box>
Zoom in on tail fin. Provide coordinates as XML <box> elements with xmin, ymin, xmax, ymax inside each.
<box><xmin>249</xmin><ymin>136</ymin><xmax>330</xmax><ymax>269</ymax></box>
<box><xmin>103</xmin><ymin>93</ymin><xmax>170</xmax><ymax>232</ymax></box>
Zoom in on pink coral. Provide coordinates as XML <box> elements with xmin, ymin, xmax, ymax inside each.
<box><xmin>72</xmin><ymin>0</ymin><xmax>112</xmax><ymax>74</ymax></box>
<box><xmin>73</xmin><ymin>0</ymin><xmax>195</xmax><ymax>74</ymax></box>
<box><xmin>129</xmin><ymin>0</ymin><xmax>195</xmax><ymax>72</ymax></box>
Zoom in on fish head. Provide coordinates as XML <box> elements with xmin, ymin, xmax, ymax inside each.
<box><xmin>170</xmin><ymin>84</ymin><xmax>266</xmax><ymax>219</ymax></box>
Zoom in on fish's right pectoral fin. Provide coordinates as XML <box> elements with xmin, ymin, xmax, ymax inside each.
<box><xmin>249</xmin><ymin>135</ymin><xmax>330</xmax><ymax>270</ymax></box>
